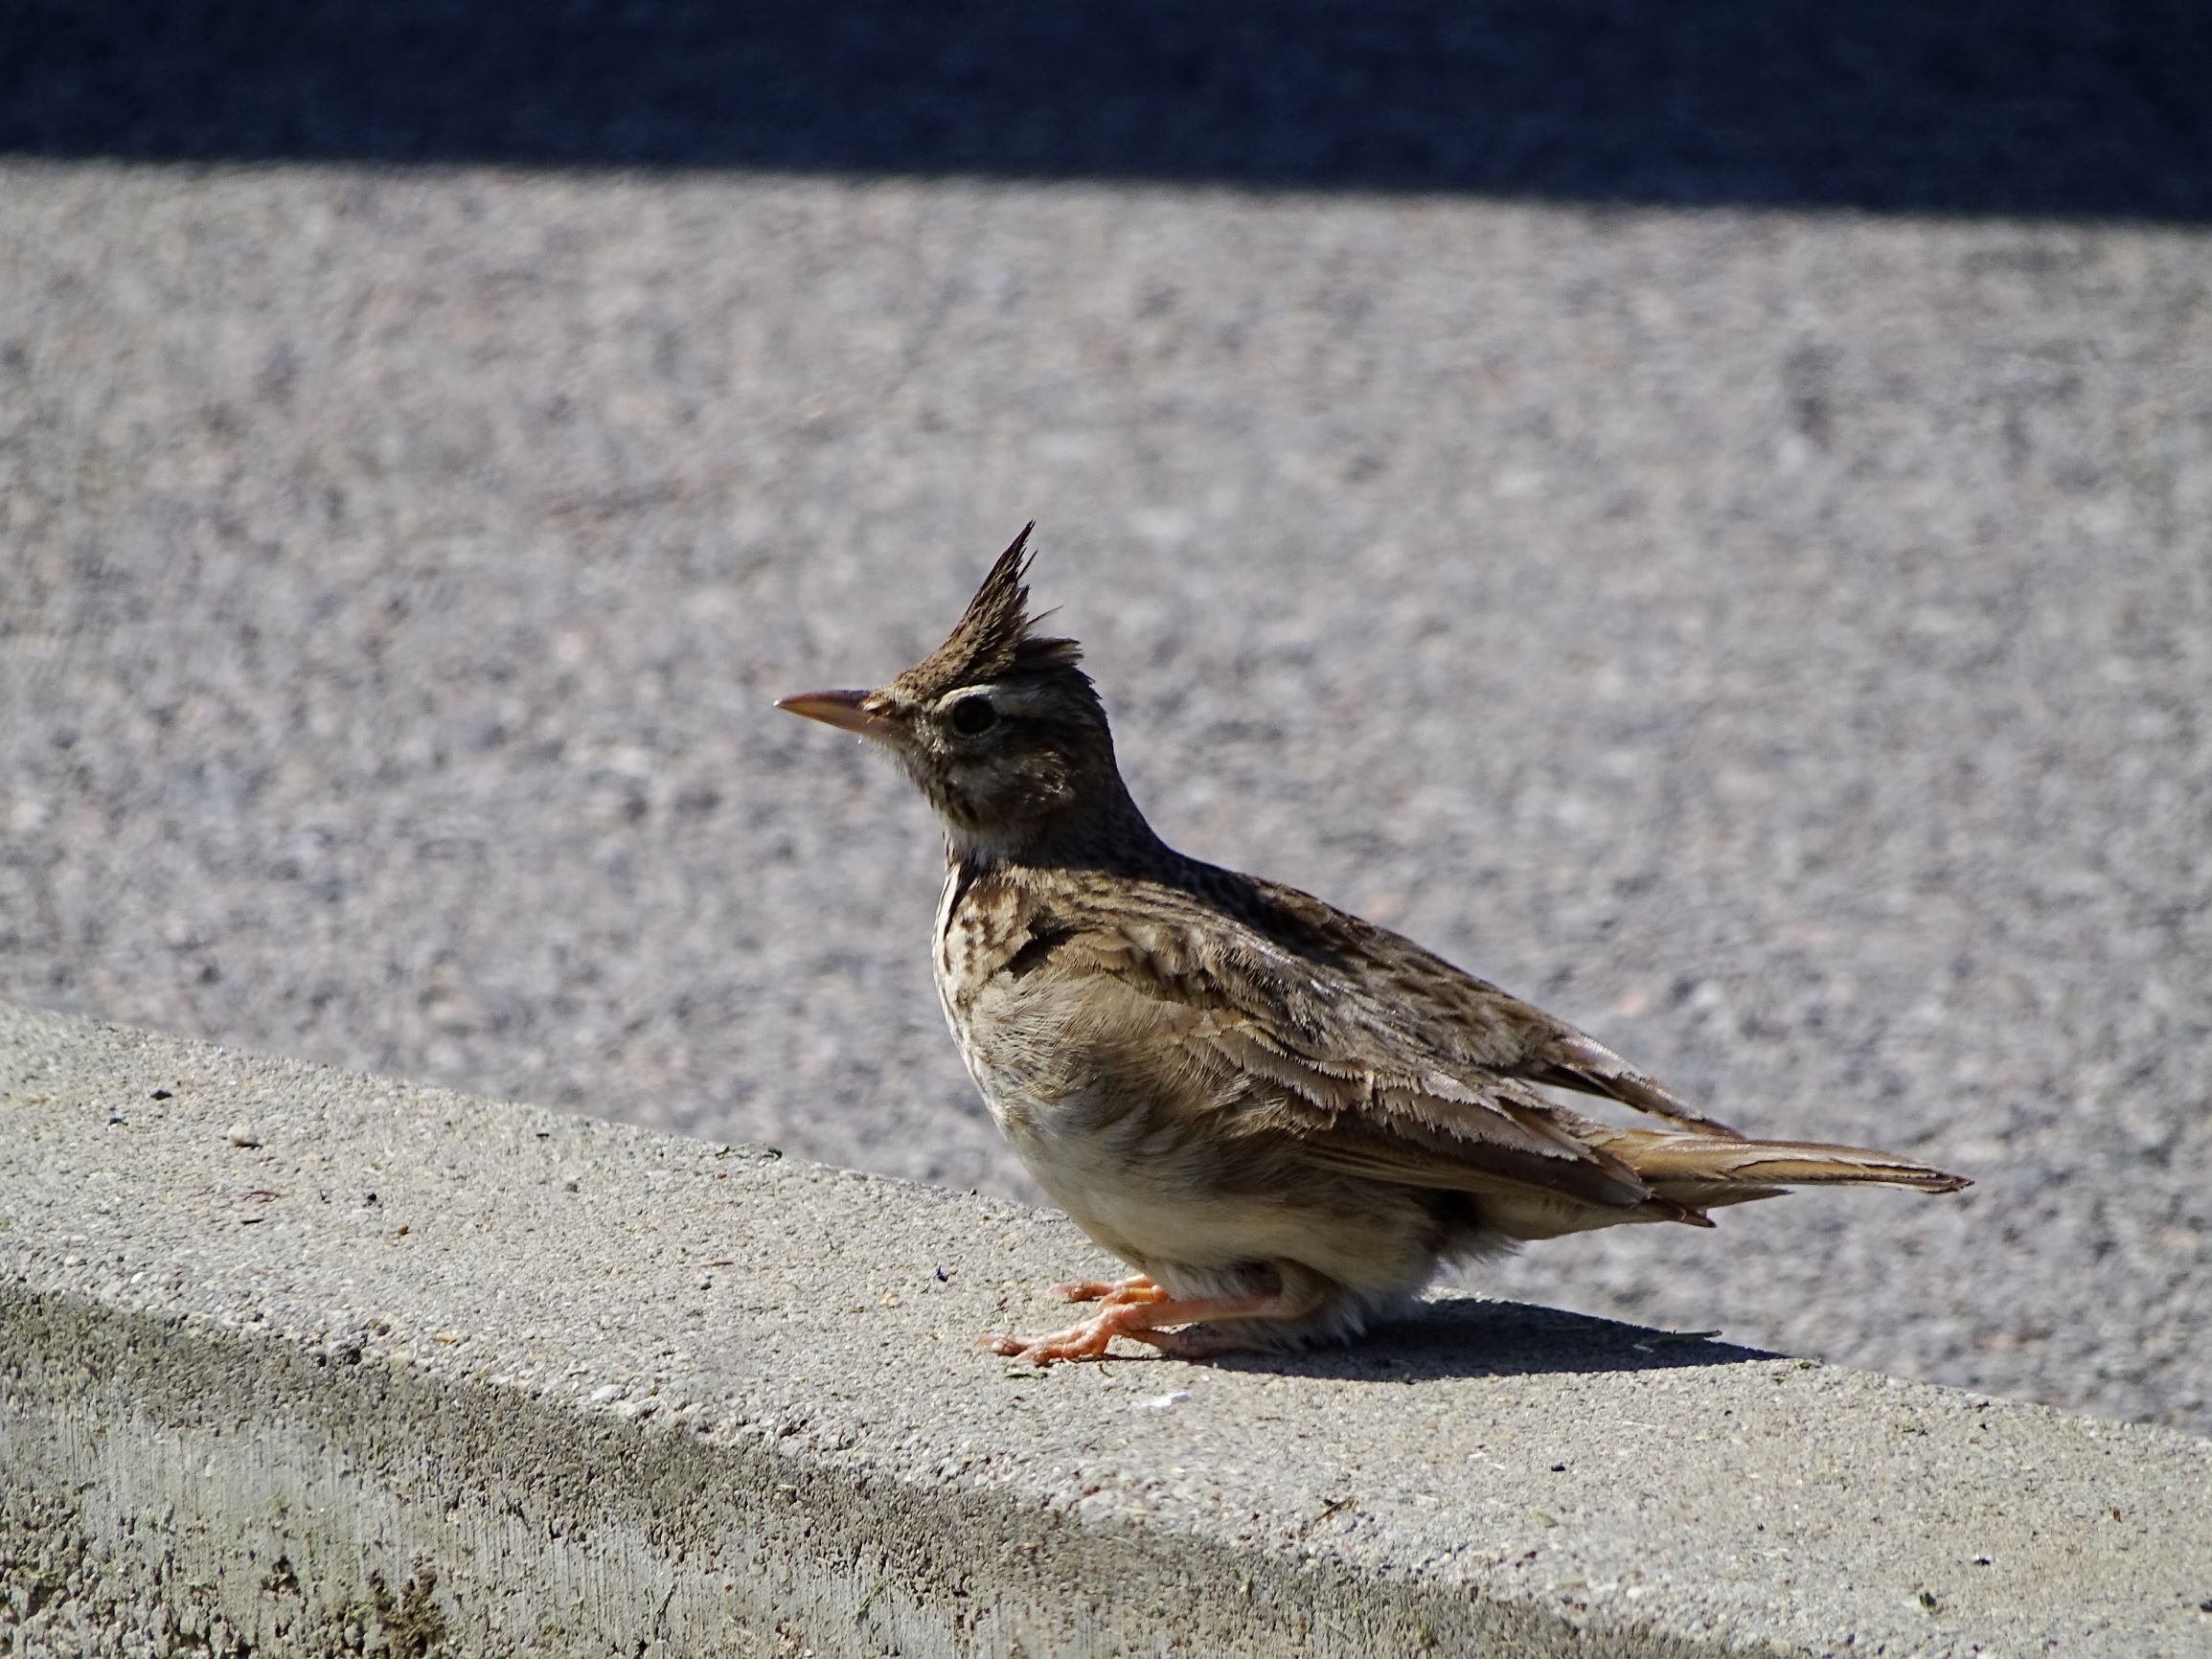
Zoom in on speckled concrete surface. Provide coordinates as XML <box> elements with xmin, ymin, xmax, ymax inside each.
<box><xmin>1</xmin><ymin>162</ymin><xmax>2206</xmax><ymax>1449</ymax></box>
<box><xmin>5</xmin><ymin>1004</ymin><xmax>2208</xmax><ymax>1657</ymax></box>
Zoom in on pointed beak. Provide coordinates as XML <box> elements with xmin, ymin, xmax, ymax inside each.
<box><xmin>775</xmin><ymin>689</ymin><xmax>905</xmax><ymax>745</ymax></box>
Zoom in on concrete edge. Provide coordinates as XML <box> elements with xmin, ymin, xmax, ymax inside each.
<box><xmin>4</xmin><ymin>1001</ymin><xmax>2208</xmax><ymax>1658</ymax></box>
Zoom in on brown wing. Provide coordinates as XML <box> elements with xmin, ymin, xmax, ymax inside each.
<box><xmin>1013</xmin><ymin>874</ymin><xmax>1717</xmax><ymax>1217</ymax></box>
<box><xmin>1229</xmin><ymin>871</ymin><xmax>1745</xmax><ymax>1139</ymax></box>
<box><xmin>989</xmin><ymin>866</ymin><xmax>1963</xmax><ymax>1224</ymax></box>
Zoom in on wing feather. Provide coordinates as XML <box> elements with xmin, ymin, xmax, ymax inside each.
<box><xmin>1028</xmin><ymin>877</ymin><xmax>1678</xmax><ymax>1213</ymax></box>
<box><xmin>981</xmin><ymin>863</ymin><xmax>1963</xmax><ymax>1226</ymax></box>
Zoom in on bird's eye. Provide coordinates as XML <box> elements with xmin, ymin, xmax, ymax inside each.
<box><xmin>948</xmin><ymin>696</ymin><xmax>999</xmax><ymax>737</ymax></box>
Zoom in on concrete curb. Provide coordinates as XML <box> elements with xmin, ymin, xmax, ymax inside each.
<box><xmin>4</xmin><ymin>1001</ymin><xmax>2206</xmax><ymax>1656</ymax></box>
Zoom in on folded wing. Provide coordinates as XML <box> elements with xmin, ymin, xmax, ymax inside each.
<box><xmin>1022</xmin><ymin>869</ymin><xmax>1965</xmax><ymax>1233</ymax></box>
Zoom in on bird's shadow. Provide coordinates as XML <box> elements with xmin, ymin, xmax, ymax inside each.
<box><xmin>1202</xmin><ymin>1295</ymin><xmax>1777</xmax><ymax>1384</ymax></box>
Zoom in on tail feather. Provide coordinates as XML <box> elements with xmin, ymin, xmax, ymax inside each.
<box><xmin>1590</xmin><ymin>1126</ymin><xmax>1972</xmax><ymax>1210</ymax></box>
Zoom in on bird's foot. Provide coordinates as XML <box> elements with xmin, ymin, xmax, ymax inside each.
<box><xmin>984</xmin><ymin>1310</ymin><xmax>1132</xmax><ymax>1366</ymax></box>
<box><xmin>983</xmin><ymin>1284</ymin><xmax>1315</xmax><ymax>1367</ymax></box>
<box><xmin>1049</xmin><ymin>1274</ymin><xmax>1164</xmax><ymax>1307</ymax></box>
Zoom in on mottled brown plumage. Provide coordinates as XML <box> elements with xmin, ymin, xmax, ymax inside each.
<box><xmin>779</xmin><ymin>526</ymin><xmax>1970</xmax><ymax>1363</ymax></box>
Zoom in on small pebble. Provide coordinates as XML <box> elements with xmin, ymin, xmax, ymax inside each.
<box><xmin>1136</xmin><ymin>1391</ymin><xmax>1192</xmax><ymax>1411</ymax></box>
<box><xmin>226</xmin><ymin>1122</ymin><xmax>262</xmax><ymax>1148</ymax></box>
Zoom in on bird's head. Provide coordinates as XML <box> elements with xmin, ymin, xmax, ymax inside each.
<box><xmin>778</xmin><ymin>524</ymin><xmax>1132</xmax><ymax>860</ymax></box>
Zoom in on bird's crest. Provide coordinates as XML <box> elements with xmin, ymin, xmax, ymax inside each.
<box><xmin>901</xmin><ymin>522</ymin><xmax>1083</xmax><ymax>695</ymax></box>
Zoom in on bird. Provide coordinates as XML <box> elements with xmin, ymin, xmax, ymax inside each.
<box><xmin>778</xmin><ymin>525</ymin><xmax>1970</xmax><ymax>1365</ymax></box>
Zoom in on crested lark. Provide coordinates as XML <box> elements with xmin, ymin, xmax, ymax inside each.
<box><xmin>780</xmin><ymin>526</ymin><xmax>1969</xmax><ymax>1365</ymax></box>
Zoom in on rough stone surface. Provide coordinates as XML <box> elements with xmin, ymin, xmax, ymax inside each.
<box><xmin>1</xmin><ymin>161</ymin><xmax>2207</xmax><ymax>1446</ymax></box>
<box><xmin>4</xmin><ymin>1005</ymin><xmax>2209</xmax><ymax>1657</ymax></box>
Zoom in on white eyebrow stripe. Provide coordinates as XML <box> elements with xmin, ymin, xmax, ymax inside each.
<box><xmin>940</xmin><ymin>681</ymin><xmax>1059</xmax><ymax>716</ymax></box>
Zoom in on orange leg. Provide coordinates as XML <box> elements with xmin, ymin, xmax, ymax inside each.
<box><xmin>984</xmin><ymin>1282</ymin><xmax>1323</xmax><ymax>1367</ymax></box>
<box><xmin>1050</xmin><ymin>1274</ymin><xmax>1165</xmax><ymax>1307</ymax></box>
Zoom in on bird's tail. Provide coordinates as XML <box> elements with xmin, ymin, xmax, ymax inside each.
<box><xmin>1585</xmin><ymin>1125</ymin><xmax>1972</xmax><ymax>1213</ymax></box>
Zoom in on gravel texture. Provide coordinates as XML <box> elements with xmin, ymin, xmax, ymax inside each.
<box><xmin>1</xmin><ymin>161</ymin><xmax>2206</xmax><ymax>1445</ymax></box>
<box><xmin>7</xmin><ymin>1003</ymin><xmax>2210</xmax><ymax>1658</ymax></box>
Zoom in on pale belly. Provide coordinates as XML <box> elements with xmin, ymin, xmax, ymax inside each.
<box><xmin>935</xmin><ymin>938</ymin><xmax>1435</xmax><ymax>1291</ymax></box>
<box><xmin>942</xmin><ymin>979</ymin><xmax>1226</xmax><ymax>1266</ymax></box>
